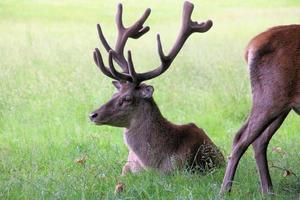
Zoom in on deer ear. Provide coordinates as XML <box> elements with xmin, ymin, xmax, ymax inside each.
<box><xmin>112</xmin><ymin>81</ymin><xmax>121</xmax><ymax>90</ymax></box>
<box><xmin>141</xmin><ymin>85</ymin><xmax>154</xmax><ymax>99</ymax></box>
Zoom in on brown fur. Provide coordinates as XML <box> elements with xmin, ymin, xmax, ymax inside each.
<box><xmin>221</xmin><ymin>24</ymin><xmax>300</xmax><ymax>194</ymax></box>
<box><xmin>90</xmin><ymin>82</ymin><xmax>224</xmax><ymax>175</ymax></box>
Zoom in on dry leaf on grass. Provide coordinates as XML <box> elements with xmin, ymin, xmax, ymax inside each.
<box><xmin>271</xmin><ymin>147</ymin><xmax>286</xmax><ymax>154</ymax></box>
<box><xmin>74</xmin><ymin>155</ymin><xmax>88</xmax><ymax>164</ymax></box>
<box><xmin>115</xmin><ymin>182</ymin><xmax>125</xmax><ymax>193</ymax></box>
<box><xmin>271</xmin><ymin>163</ymin><xmax>296</xmax><ymax>177</ymax></box>
<box><xmin>283</xmin><ymin>169</ymin><xmax>296</xmax><ymax>177</ymax></box>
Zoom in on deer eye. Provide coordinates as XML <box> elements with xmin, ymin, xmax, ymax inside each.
<box><xmin>118</xmin><ymin>96</ymin><xmax>132</xmax><ymax>106</ymax></box>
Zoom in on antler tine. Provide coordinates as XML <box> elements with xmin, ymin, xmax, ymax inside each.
<box><xmin>93</xmin><ymin>48</ymin><xmax>117</xmax><ymax>80</ymax></box>
<box><xmin>181</xmin><ymin>2</ymin><xmax>213</xmax><ymax>34</ymax></box>
<box><xmin>108</xmin><ymin>50</ymin><xmax>132</xmax><ymax>82</ymax></box>
<box><xmin>131</xmin><ymin>26</ymin><xmax>150</xmax><ymax>39</ymax></box>
<box><xmin>115</xmin><ymin>4</ymin><xmax>125</xmax><ymax>32</ymax></box>
<box><xmin>97</xmin><ymin>24</ymin><xmax>112</xmax><ymax>52</ymax></box>
<box><xmin>167</xmin><ymin>1</ymin><xmax>212</xmax><ymax>59</ymax></box>
<box><xmin>127</xmin><ymin>8</ymin><xmax>151</xmax><ymax>39</ymax></box>
<box><xmin>127</xmin><ymin>51</ymin><xmax>138</xmax><ymax>83</ymax></box>
<box><xmin>156</xmin><ymin>34</ymin><xmax>168</xmax><ymax>63</ymax></box>
<box><xmin>132</xmin><ymin>1</ymin><xmax>213</xmax><ymax>82</ymax></box>
<box><xmin>114</xmin><ymin>5</ymin><xmax>151</xmax><ymax>55</ymax></box>
<box><xmin>95</xmin><ymin>3</ymin><xmax>151</xmax><ymax>74</ymax></box>
<box><xmin>115</xmin><ymin>3</ymin><xmax>151</xmax><ymax>38</ymax></box>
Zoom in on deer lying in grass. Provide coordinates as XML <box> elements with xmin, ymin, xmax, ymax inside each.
<box><xmin>221</xmin><ymin>24</ymin><xmax>300</xmax><ymax>195</ymax></box>
<box><xmin>90</xmin><ymin>1</ymin><xmax>224</xmax><ymax>175</ymax></box>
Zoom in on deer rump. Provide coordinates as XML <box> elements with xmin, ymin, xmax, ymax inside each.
<box><xmin>221</xmin><ymin>24</ymin><xmax>300</xmax><ymax>195</ymax></box>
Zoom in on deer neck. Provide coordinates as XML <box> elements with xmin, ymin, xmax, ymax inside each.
<box><xmin>124</xmin><ymin>99</ymin><xmax>174</xmax><ymax>166</ymax></box>
<box><xmin>127</xmin><ymin>98</ymin><xmax>168</xmax><ymax>131</ymax></box>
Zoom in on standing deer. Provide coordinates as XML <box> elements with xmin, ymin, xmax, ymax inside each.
<box><xmin>90</xmin><ymin>1</ymin><xmax>224</xmax><ymax>175</ymax></box>
<box><xmin>221</xmin><ymin>24</ymin><xmax>300</xmax><ymax>194</ymax></box>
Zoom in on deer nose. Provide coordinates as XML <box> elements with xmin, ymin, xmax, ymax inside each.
<box><xmin>89</xmin><ymin>112</ymin><xmax>98</xmax><ymax>121</ymax></box>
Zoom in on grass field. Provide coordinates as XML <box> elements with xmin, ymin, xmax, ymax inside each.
<box><xmin>0</xmin><ymin>0</ymin><xmax>300</xmax><ymax>199</ymax></box>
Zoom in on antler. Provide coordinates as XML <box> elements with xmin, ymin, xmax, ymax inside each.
<box><xmin>94</xmin><ymin>1</ymin><xmax>213</xmax><ymax>84</ymax></box>
<box><xmin>132</xmin><ymin>1</ymin><xmax>213</xmax><ymax>83</ymax></box>
<box><xmin>95</xmin><ymin>3</ymin><xmax>151</xmax><ymax>73</ymax></box>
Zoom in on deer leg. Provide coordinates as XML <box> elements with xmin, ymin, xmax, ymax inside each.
<box><xmin>252</xmin><ymin>110</ymin><xmax>289</xmax><ymax>194</ymax></box>
<box><xmin>122</xmin><ymin>150</ymin><xmax>144</xmax><ymax>176</ymax></box>
<box><xmin>232</xmin><ymin>120</ymin><xmax>249</xmax><ymax>146</ymax></box>
<box><xmin>220</xmin><ymin>107</ymin><xmax>285</xmax><ymax>194</ymax></box>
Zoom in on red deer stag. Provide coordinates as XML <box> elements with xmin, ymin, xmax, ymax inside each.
<box><xmin>221</xmin><ymin>24</ymin><xmax>300</xmax><ymax>194</ymax></box>
<box><xmin>90</xmin><ymin>1</ymin><xmax>224</xmax><ymax>175</ymax></box>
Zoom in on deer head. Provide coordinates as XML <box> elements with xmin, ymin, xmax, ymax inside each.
<box><xmin>90</xmin><ymin>81</ymin><xmax>154</xmax><ymax>127</ymax></box>
<box><xmin>89</xmin><ymin>1</ymin><xmax>213</xmax><ymax>127</ymax></box>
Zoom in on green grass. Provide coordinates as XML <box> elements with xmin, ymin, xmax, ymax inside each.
<box><xmin>0</xmin><ymin>0</ymin><xmax>300</xmax><ymax>199</ymax></box>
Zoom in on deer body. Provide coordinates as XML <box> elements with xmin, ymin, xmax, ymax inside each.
<box><xmin>221</xmin><ymin>24</ymin><xmax>300</xmax><ymax>194</ymax></box>
<box><xmin>90</xmin><ymin>1</ymin><xmax>224</xmax><ymax>175</ymax></box>
<box><xmin>93</xmin><ymin>82</ymin><xmax>224</xmax><ymax>175</ymax></box>
<box><xmin>122</xmin><ymin>98</ymin><xmax>223</xmax><ymax>174</ymax></box>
